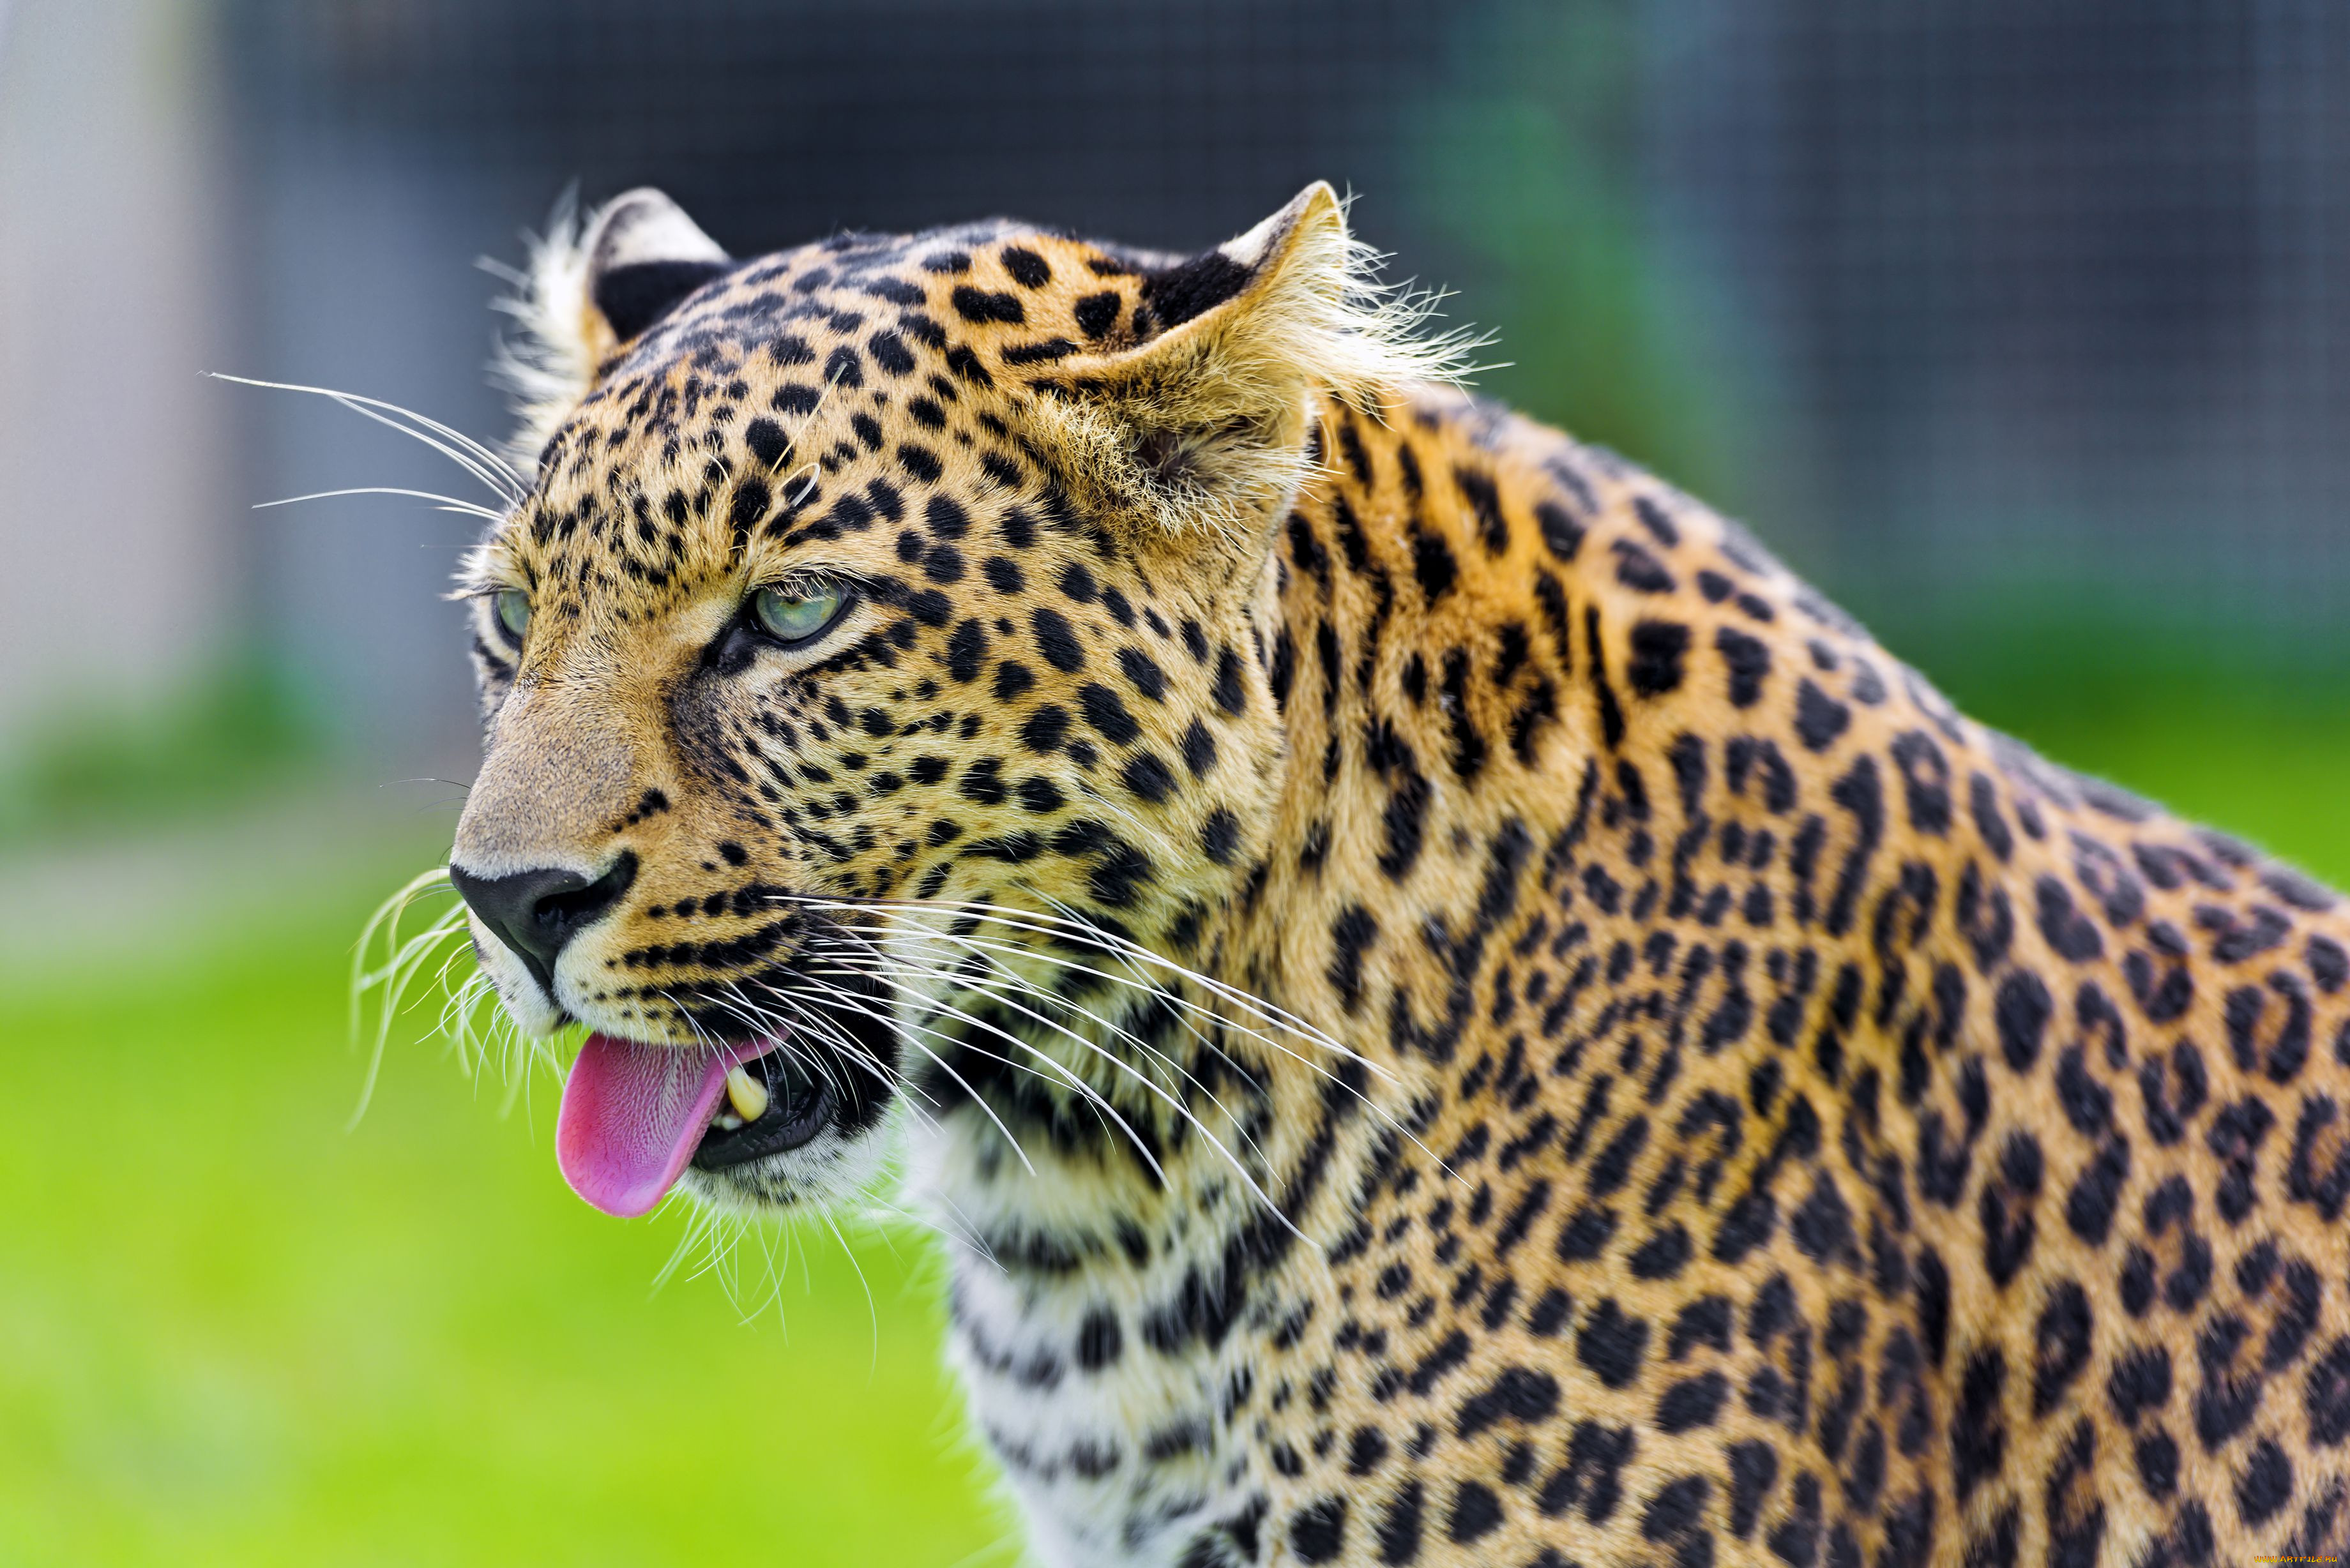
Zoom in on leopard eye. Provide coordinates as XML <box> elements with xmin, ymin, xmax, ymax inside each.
<box><xmin>494</xmin><ymin>589</ymin><xmax>531</xmax><ymax>642</ymax></box>
<box><xmin>753</xmin><ymin>583</ymin><xmax>849</xmax><ymax>644</ymax></box>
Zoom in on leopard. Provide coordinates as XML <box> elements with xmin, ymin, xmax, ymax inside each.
<box><xmin>427</xmin><ymin>180</ymin><xmax>2350</xmax><ymax>1567</ymax></box>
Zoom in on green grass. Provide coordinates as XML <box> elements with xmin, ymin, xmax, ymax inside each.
<box><xmin>1</xmin><ymin>676</ymin><xmax>2346</xmax><ymax>1566</ymax></box>
<box><xmin>0</xmin><ymin>868</ymin><xmax>1007</xmax><ymax>1567</ymax></box>
<box><xmin>1996</xmin><ymin>703</ymin><xmax>2350</xmax><ymax>887</ymax></box>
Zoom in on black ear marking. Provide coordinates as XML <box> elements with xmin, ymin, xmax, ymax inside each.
<box><xmin>594</xmin><ymin>259</ymin><xmax>731</xmax><ymax>342</ymax></box>
<box><xmin>1143</xmin><ymin>251</ymin><xmax>1254</xmax><ymax>330</ymax></box>
<box><xmin>582</xmin><ymin>188</ymin><xmax>731</xmax><ymax>343</ymax></box>
<box><xmin>1133</xmin><ymin>183</ymin><xmax>1335</xmax><ymax>333</ymax></box>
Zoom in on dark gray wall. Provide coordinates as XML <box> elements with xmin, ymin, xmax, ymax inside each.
<box><xmin>209</xmin><ymin>0</ymin><xmax>2350</xmax><ymax>781</ymax></box>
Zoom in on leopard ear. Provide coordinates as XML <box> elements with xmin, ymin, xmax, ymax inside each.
<box><xmin>496</xmin><ymin>189</ymin><xmax>729</xmax><ymax>468</ymax></box>
<box><xmin>1029</xmin><ymin>183</ymin><xmax>1460</xmax><ymax>543</ymax></box>
<box><xmin>580</xmin><ymin>189</ymin><xmax>731</xmax><ymax>346</ymax></box>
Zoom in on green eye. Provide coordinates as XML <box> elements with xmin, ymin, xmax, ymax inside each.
<box><xmin>494</xmin><ymin>589</ymin><xmax>531</xmax><ymax>641</ymax></box>
<box><xmin>753</xmin><ymin>583</ymin><xmax>849</xmax><ymax>644</ymax></box>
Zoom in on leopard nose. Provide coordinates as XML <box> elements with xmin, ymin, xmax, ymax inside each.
<box><xmin>449</xmin><ymin>852</ymin><xmax>639</xmax><ymax>991</ymax></box>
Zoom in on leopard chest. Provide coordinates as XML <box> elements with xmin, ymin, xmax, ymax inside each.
<box><xmin>909</xmin><ymin>1102</ymin><xmax>1298</xmax><ymax>1568</ymax></box>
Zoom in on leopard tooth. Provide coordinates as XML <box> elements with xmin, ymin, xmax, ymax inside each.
<box><xmin>725</xmin><ymin>1065</ymin><xmax>769</xmax><ymax>1124</ymax></box>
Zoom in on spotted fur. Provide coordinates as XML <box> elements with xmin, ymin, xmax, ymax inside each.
<box><xmin>441</xmin><ymin>183</ymin><xmax>2350</xmax><ymax>1566</ymax></box>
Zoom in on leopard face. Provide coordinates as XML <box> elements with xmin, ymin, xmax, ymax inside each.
<box><xmin>446</xmin><ymin>186</ymin><xmax>1379</xmax><ymax>1219</ymax></box>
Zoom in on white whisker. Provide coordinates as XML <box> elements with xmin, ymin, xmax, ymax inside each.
<box><xmin>800</xmin><ymin>952</ymin><xmax>1293</xmax><ymax>1221</ymax></box>
<box><xmin>211</xmin><ymin>372</ymin><xmax>526</xmax><ymax>503</ymax></box>
<box><xmin>254</xmin><ymin>485</ymin><xmax>506</xmax><ymax>523</ymax></box>
<box><xmin>784</xmin><ymin>967</ymin><xmax>1048</xmax><ymax>1180</ymax></box>
<box><xmin>832</xmin><ymin>938</ymin><xmax>1275</xmax><ymax>1175</ymax></box>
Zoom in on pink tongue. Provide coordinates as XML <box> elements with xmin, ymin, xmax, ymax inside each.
<box><xmin>557</xmin><ymin>1034</ymin><xmax>762</xmax><ymax>1217</ymax></box>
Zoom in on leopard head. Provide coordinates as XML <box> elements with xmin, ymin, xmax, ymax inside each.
<box><xmin>442</xmin><ymin>183</ymin><xmax>1441</xmax><ymax>1218</ymax></box>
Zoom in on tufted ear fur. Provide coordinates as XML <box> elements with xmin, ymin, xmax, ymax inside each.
<box><xmin>1029</xmin><ymin>182</ymin><xmax>1466</xmax><ymax>546</ymax></box>
<box><xmin>494</xmin><ymin>188</ymin><xmax>730</xmax><ymax>467</ymax></box>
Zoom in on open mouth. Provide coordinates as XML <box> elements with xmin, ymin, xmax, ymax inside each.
<box><xmin>549</xmin><ymin>974</ymin><xmax>898</xmax><ymax>1219</ymax></box>
<box><xmin>552</xmin><ymin>1034</ymin><xmax>803</xmax><ymax>1217</ymax></box>
<box><xmin>691</xmin><ymin>1048</ymin><xmax>835</xmax><ymax>1171</ymax></box>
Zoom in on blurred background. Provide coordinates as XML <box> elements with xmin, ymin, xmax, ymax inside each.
<box><xmin>5</xmin><ymin>1</ymin><xmax>2350</xmax><ymax>1562</ymax></box>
